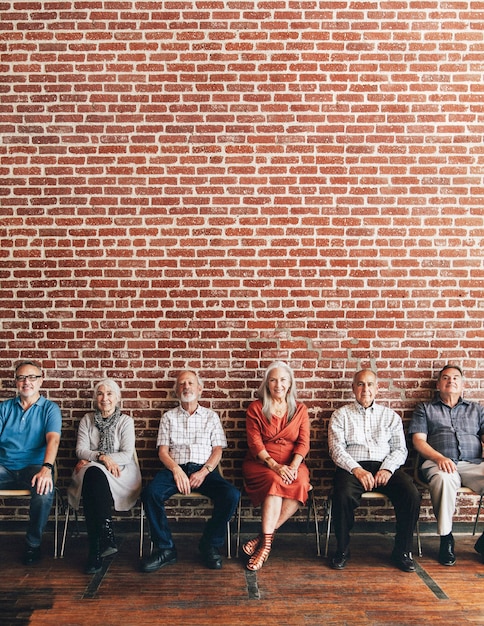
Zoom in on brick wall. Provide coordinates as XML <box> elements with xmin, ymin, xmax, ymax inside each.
<box><xmin>1</xmin><ymin>2</ymin><xmax>483</xmax><ymax>527</ymax></box>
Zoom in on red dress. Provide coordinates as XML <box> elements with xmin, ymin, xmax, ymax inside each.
<box><xmin>242</xmin><ymin>399</ymin><xmax>310</xmax><ymax>507</ymax></box>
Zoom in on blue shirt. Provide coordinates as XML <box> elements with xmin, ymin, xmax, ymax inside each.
<box><xmin>409</xmin><ymin>394</ymin><xmax>484</xmax><ymax>464</ymax></box>
<box><xmin>0</xmin><ymin>395</ymin><xmax>62</xmax><ymax>470</ymax></box>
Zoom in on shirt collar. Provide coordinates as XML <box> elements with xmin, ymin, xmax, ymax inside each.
<box><xmin>15</xmin><ymin>394</ymin><xmax>45</xmax><ymax>408</ymax></box>
<box><xmin>355</xmin><ymin>401</ymin><xmax>375</xmax><ymax>414</ymax></box>
<box><xmin>432</xmin><ymin>393</ymin><xmax>469</xmax><ymax>408</ymax></box>
<box><xmin>178</xmin><ymin>402</ymin><xmax>203</xmax><ymax>417</ymax></box>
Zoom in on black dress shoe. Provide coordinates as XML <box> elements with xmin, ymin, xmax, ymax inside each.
<box><xmin>199</xmin><ymin>542</ymin><xmax>222</xmax><ymax>570</ymax></box>
<box><xmin>141</xmin><ymin>547</ymin><xmax>177</xmax><ymax>573</ymax></box>
<box><xmin>474</xmin><ymin>532</ymin><xmax>484</xmax><ymax>562</ymax></box>
<box><xmin>330</xmin><ymin>550</ymin><xmax>350</xmax><ymax>570</ymax></box>
<box><xmin>391</xmin><ymin>550</ymin><xmax>416</xmax><ymax>573</ymax></box>
<box><xmin>22</xmin><ymin>545</ymin><xmax>41</xmax><ymax>565</ymax></box>
<box><xmin>439</xmin><ymin>533</ymin><xmax>456</xmax><ymax>566</ymax></box>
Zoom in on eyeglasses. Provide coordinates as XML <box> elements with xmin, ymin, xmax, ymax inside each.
<box><xmin>16</xmin><ymin>375</ymin><xmax>42</xmax><ymax>382</ymax></box>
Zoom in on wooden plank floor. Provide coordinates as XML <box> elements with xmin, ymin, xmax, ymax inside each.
<box><xmin>0</xmin><ymin>529</ymin><xmax>483</xmax><ymax>626</ymax></box>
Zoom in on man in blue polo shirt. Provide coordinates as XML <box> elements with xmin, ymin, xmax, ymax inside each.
<box><xmin>0</xmin><ymin>360</ymin><xmax>62</xmax><ymax>564</ymax></box>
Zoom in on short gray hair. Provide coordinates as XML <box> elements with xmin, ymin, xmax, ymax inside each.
<box><xmin>15</xmin><ymin>360</ymin><xmax>42</xmax><ymax>375</ymax></box>
<box><xmin>93</xmin><ymin>378</ymin><xmax>121</xmax><ymax>405</ymax></box>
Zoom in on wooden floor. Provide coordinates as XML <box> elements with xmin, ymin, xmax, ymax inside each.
<box><xmin>0</xmin><ymin>529</ymin><xmax>483</xmax><ymax>626</ymax></box>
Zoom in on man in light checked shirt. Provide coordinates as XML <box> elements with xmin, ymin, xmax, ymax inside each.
<box><xmin>328</xmin><ymin>369</ymin><xmax>420</xmax><ymax>573</ymax></box>
<box><xmin>141</xmin><ymin>370</ymin><xmax>240</xmax><ymax>573</ymax></box>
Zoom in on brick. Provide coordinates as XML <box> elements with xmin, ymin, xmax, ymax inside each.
<box><xmin>0</xmin><ymin>3</ymin><xmax>483</xmax><ymax>527</ymax></box>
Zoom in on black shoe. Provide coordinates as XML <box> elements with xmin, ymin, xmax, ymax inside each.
<box><xmin>85</xmin><ymin>551</ymin><xmax>103</xmax><ymax>574</ymax></box>
<box><xmin>141</xmin><ymin>548</ymin><xmax>177</xmax><ymax>573</ymax></box>
<box><xmin>199</xmin><ymin>542</ymin><xmax>223</xmax><ymax>570</ymax></box>
<box><xmin>474</xmin><ymin>532</ymin><xmax>484</xmax><ymax>562</ymax></box>
<box><xmin>439</xmin><ymin>533</ymin><xmax>456</xmax><ymax>566</ymax></box>
<box><xmin>22</xmin><ymin>545</ymin><xmax>41</xmax><ymax>565</ymax></box>
<box><xmin>100</xmin><ymin>518</ymin><xmax>118</xmax><ymax>558</ymax></box>
<box><xmin>391</xmin><ymin>550</ymin><xmax>416</xmax><ymax>573</ymax></box>
<box><xmin>330</xmin><ymin>549</ymin><xmax>350</xmax><ymax>570</ymax></box>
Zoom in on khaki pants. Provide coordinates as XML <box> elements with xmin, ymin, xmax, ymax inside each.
<box><xmin>421</xmin><ymin>459</ymin><xmax>484</xmax><ymax>536</ymax></box>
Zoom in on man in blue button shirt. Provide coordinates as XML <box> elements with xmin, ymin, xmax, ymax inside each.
<box><xmin>409</xmin><ymin>364</ymin><xmax>484</xmax><ymax>566</ymax></box>
<box><xmin>0</xmin><ymin>360</ymin><xmax>62</xmax><ymax>564</ymax></box>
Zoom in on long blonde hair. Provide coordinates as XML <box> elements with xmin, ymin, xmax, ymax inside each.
<box><xmin>256</xmin><ymin>360</ymin><xmax>297</xmax><ymax>423</ymax></box>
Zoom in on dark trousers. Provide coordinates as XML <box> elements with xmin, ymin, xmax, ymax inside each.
<box><xmin>81</xmin><ymin>466</ymin><xmax>114</xmax><ymax>538</ymax></box>
<box><xmin>332</xmin><ymin>461</ymin><xmax>421</xmax><ymax>553</ymax></box>
<box><xmin>141</xmin><ymin>463</ymin><xmax>240</xmax><ymax>550</ymax></box>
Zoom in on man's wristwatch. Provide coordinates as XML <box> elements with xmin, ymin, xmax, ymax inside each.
<box><xmin>42</xmin><ymin>462</ymin><xmax>54</xmax><ymax>470</ymax></box>
<box><xmin>204</xmin><ymin>464</ymin><xmax>214</xmax><ymax>473</ymax></box>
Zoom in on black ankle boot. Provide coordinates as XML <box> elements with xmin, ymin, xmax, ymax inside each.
<box><xmin>100</xmin><ymin>518</ymin><xmax>118</xmax><ymax>558</ymax></box>
<box><xmin>86</xmin><ymin>537</ymin><xmax>102</xmax><ymax>574</ymax></box>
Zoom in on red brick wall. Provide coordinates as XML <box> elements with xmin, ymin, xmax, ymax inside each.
<box><xmin>1</xmin><ymin>2</ymin><xmax>483</xmax><ymax>526</ymax></box>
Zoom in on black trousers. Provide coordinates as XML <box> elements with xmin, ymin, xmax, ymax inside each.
<box><xmin>81</xmin><ymin>466</ymin><xmax>114</xmax><ymax>538</ymax></box>
<box><xmin>332</xmin><ymin>461</ymin><xmax>421</xmax><ymax>553</ymax></box>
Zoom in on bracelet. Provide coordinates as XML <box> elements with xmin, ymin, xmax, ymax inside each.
<box><xmin>42</xmin><ymin>462</ymin><xmax>54</xmax><ymax>470</ymax></box>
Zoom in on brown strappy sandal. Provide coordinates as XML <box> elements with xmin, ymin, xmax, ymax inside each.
<box><xmin>242</xmin><ymin>535</ymin><xmax>261</xmax><ymax>557</ymax></box>
<box><xmin>246</xmin><ymin>533</ymin><xmax>273</xmax><ymax>571</ymax></box>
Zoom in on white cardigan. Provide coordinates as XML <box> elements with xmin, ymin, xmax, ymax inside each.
<box><xmin>67</xmin><ymin>412</ymin><xmax>142</xmax><ymax>511</ymax></box>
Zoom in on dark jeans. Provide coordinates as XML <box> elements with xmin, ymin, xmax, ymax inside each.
<box><xmin>141</xmin><ymin>463</ymin><xmax>240</xmax><ymax>550</ymax></box>
<box><xmin>332</xmin><ymin>461</ymin><xmax>421</xmax><ymax>553</ymax></box>
<box><xmin>0</xmin><ymin>464</ymin><xmax>55</xmax><ymax>548</ymax></box>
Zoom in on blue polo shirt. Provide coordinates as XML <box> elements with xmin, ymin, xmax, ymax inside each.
<box><xmin>0</xmin><ymin>395</ymin><xmax>62</xmax><ymax>470</ymax></box>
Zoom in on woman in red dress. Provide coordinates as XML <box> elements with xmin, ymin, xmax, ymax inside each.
<box><xmin>242</xmin><ymin>361</ymin><xmax>310</xmax><ymax>571</ymax></box>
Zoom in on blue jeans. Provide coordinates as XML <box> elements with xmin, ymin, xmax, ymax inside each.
<box><xmin>0</xmin><ymin>464</ymin><xmax>55</xmax><ymax>548</ymax></box>
<box><xmin>142</xmin><ymin>463</ymin><xmax>240</xmax><ymax>550</ymax></box>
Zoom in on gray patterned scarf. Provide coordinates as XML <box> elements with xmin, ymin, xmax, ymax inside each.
<box><xmin>94</xmin><ymin>406</ymin><xmax>121</xmax><ymax>454</ymax></box>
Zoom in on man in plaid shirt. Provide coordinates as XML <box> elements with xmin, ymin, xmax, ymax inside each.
<box><xmin>328</xmin><ymin>369</ymin><xmax>420</xmax><ymax>573</ymax></box>
<box><xmin>410</xmin><ymin>364</ymin><xmax>484</xmax><ymax>566</ymax></box>
<box><xmin>141</xmin><ymin>370</ymin><xmax>240</xmax><ymax>572</ymax></box>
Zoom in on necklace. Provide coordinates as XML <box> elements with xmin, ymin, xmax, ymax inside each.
<box><xmin>272</xmin><ymin>403</ymin><xmax>287</xmax><ymax>417</ymax></box>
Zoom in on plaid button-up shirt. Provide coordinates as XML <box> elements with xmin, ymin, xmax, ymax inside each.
<box><xmin>328</xmin><ymin>401</ymin><xmax>408</xmax><ymax>475</ymax></box>
<box><xmin>156</xmin><ymin>404</ymin><xmax>227</xmax><ymax>465</ymax></box>
<box><xmin>409</xmin><ymin>394</ymin><xmax>484</xmax><ymax>463</ymax></box>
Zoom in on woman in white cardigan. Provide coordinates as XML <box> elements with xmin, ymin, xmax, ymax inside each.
<box><xmin>68</xmin><ymin>378</ymin><xmax>141</xmax><ymax>573</ymax></box>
